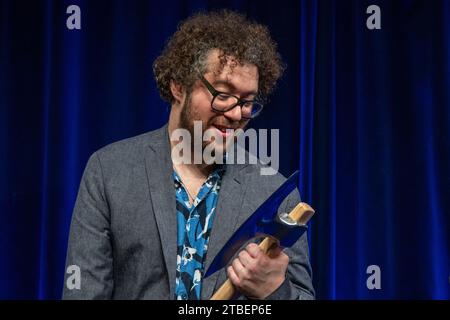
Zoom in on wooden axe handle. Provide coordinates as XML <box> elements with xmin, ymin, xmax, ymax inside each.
<box><xmin>210</xmin><ymin>202</ymin><xmax>315</xmax><ymax>300</ymax></box>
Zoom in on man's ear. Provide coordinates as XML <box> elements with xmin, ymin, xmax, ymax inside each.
<box><xmin>170</xmin><ymin>80</ymin><xmax>185</xmax><ymax>106</ymax></box>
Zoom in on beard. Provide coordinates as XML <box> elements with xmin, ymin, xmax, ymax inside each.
<box><xmin>178</xmin><ymin>94</ymin><xmax>242</xmax><ymax>155</ymax></box>
<box><xmin>178</xmin><ymin>93</ymin><xmax>197</xmax><ymax>140</ymax></box>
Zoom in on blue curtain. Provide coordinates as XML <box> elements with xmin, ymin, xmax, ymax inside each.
<box><xmin>301</xmin><ymin>0</ymin><xmax>450</xmax><ymax>299</ymax></box>
<box><xmin>0</xmin><ymin>0</ymin><xmax>448</xmax><ymax>299</ymax></box>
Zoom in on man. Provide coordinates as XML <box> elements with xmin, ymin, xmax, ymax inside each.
<box><xmin>63</xmin><ymin>10</ymin><xmax>314</xmax><ymax>300</ymax></box>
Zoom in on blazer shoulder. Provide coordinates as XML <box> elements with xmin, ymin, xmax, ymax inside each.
<box><xmin>94</xmin><ymin>125</ymin><xmax>166</xmax><ymax>163</ymax></box>
<box><xmin>242</xmin><ymin>164</ymin><xmax>301</xmax><ymax>205</ymax></box>
<box><xmin>243</xmin><ymin>163</ymin><xmax>288</xmax><ymax>187</ymax></box>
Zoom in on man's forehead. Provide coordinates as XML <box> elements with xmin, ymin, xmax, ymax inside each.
<box><xmin>205</xmin><ymin>50</ymin><xmax>258</xmax><ymax>80</ymax></box>
<box><xmin>204</xmin><ymin>50</ymin><xmax>259</xmax><ymax>92</ymax></box>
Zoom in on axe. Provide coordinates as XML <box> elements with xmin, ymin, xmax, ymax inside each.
<box><xmin>204</xmin><ymin>171</ymin><xmax>315</xmax><ymax>300</ymax></box>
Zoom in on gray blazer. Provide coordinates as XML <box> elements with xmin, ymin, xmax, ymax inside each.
<box><xmin>63</xmin><ymin>125</ymin><xmax>315</xmax><ymax>300</ymax></box>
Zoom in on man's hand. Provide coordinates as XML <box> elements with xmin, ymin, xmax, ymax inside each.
<box><xmin>226</xmin><ymin>242</ymin><xmax>289</xmax><ymax>299</ymax></box>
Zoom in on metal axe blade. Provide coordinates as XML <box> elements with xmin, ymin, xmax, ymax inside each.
<box><xmin>204</xmin><ymin>170</ymin><xmax>305</xmax><ymax>278</ymax></box>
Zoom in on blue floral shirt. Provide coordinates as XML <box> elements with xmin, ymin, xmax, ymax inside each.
<box><xmin>173</xmin><ymin>167</ymin><xmax>224</xmax><ymax>300</ymax></box>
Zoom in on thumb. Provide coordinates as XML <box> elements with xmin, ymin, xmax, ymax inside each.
<box><xmin>268</xmin><ymin>245</ymin><xmax>283</xmax><ymax>258</ymax></box>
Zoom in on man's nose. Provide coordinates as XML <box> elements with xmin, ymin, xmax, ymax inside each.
<box><xmin>223</xmin><ymin>105</ymin><xmax>242</xmax><ymax>122</ymax></box>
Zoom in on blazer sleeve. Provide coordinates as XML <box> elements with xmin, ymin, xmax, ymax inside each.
<box><xmin>239</xmin><ymin>188</ymin><xmax>315</xmax><ymax>301</ymax></box>
<box><xmin>263</xmin><ymin>189</ymin><xmax>315</xmax><ymax>300</ymax></box>
<box><xmin>62</xmin><ymin>152</ymin><xmax>114</xmax><ymax>299</ymax></box>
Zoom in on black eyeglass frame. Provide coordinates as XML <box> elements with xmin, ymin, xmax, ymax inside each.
<box><xmin>200</xmin><ymin>76</ymin><xmax>264</xmax><ymax>119</ymax></box>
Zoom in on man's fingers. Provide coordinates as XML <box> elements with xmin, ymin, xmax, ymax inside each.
<box><xmin>227</xmin><ymin>266</ymin><xmax>240</xmax><ymax>286</ymax></box>
<box><xmin>238</xmin><ymin>249</ymin><xmax>253</xmax><ymax>268</ymax></box>
<box><xmin>246</xmin><ymin>241</ymin><xmax>289</xmax><ymax>260</ymax></box>
<box><xmin>245</xmin><ymin>242</ymin><xmax>262</xmax><ymax>258</ymax></box>
<box><xmin>232</xmin><ymin>257</ymin><xmax>245</xmax><ymax>274</ymax></box>
<box><xmin>268</xmin><ymin>245</ymin><xmax>283</xmax><ymax>257</ymax></box>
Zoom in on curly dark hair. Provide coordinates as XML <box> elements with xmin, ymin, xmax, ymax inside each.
<box><xmin>153</xmin><ymin>10</ymin><xmax>285</xmax><ymax>104</ymax></box>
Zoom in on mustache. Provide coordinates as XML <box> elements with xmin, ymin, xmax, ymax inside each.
<box><xmin>210</xmin><ymin>120</ymin><xmax>243</xmax><ymax>130</ymax></box>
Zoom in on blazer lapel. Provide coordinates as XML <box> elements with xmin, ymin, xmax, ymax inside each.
<box><xmin>201</xmin><ymin>163</ymin><xmax>249</xmax><ymax>299</ymax></box>
<box><xmin>144</xmin><ymin>125</ymin><xmax>178</xmax><ymax>299</ymax></box>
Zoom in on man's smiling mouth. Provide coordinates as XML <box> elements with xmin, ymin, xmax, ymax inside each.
<box><xmin>211</xmin><ymin>124</ymin><xmax>236</xmax><ymax>137</ymax></box>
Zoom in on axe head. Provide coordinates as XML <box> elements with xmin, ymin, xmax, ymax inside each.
<box><xmin>204</xmin><ymin>171</ymin><xmax>308</xmax><ymax>278</ymax></box>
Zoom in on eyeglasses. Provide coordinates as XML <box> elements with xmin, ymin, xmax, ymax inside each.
<box><xmin>200</xmin><ymin>76</ymin><xmax>264</xmax><ymax>119</ymax></box>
